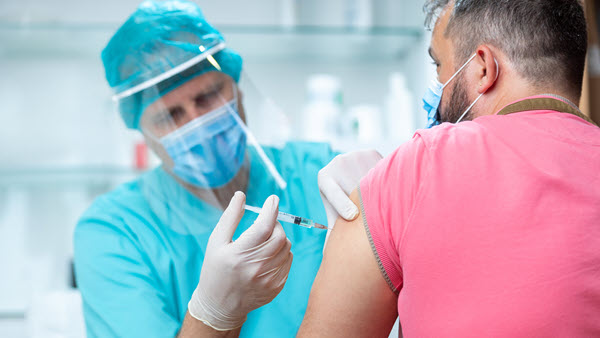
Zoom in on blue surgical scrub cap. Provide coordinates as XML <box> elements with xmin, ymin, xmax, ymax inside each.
<box><xmin>102</xmin><ymin>0</ymin><xmax>243</xmax><ymax>130</ymax></box>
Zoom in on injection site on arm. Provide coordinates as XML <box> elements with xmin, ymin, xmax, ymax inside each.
<box><xmin>298</xmin><ymin>189</ymin><xmax>398</xmax><ymax>337</ymax></box>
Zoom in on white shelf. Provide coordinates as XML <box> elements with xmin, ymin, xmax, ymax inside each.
<box><xmin>221</xmin><ymin>25</ymin><xmax>422</xmax><ymax>61</ymax></box>
<box><xmin>0</xmin><ymin>166</ymin><xmax>144</xmax><ymax>187</ymax></box>
<box><xmin>0</xmin><ymin>23</ymin><xmax>422</xmax><ymax>61</ymax></box>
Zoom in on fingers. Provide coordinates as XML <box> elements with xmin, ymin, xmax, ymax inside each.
<box><xmin>210</xmin><ymin>191</ymin><xmax>246</xmax><ymax>245</ymax></box>
<box><xmin>319</xmin><ymin>176</ymin><xmax>359</xmax><ymax>221</ymax></box>
<box><xmin>235</xmin><ymin>195</ymin><xmax>280</xmax><ymax>249</ymax></box>
<box><xmin>273</xmin><ymin>252</ymin><xmax>293</xmax><ymax>290</ymax></box>
<box><xmin>257</xmin><ymin>232</ymin><xmax>292</xmax><ymax>276</ymax></box>
<box><xmin>259</xmin><ymin>248</ymin><xmax>294</xmax><ymax>292</ymax></box>
<box><xmin>256</xmin><ymin>251</ymin><xmax>293</xmax><ymax>305</ymax></box>
<box><xmin>362</xmin><ymin>149</ymin><xmax>384</xmax><ymax>165</ymax></box>
<box><xmin>256</xmin><ymin>222</ymin><xmax>292</xmax><ymax>285</ymax></box>
<box><xmin>239</xmin><ymin>221</ymin><xmax>288</xmax><ymax>260</ymax></box>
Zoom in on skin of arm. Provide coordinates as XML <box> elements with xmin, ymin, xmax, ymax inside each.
<box><xmin>298</xmin><ymin>189</ymin><xmax>398</xmax><ymax>337</ymax></box>
<box><xmin>177</xmin><ymin>311</ymin><xmax>242</xmax><ymax>338</ymax></box>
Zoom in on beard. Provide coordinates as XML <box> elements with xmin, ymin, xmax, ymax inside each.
<box><xmin>440</xmin><ymin>73</ymin><xmax>475</xmax><ymax>123</ymax></box>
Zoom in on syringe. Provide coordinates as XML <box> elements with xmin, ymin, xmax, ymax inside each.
<box><xmin>244</xmin><ymin>205</ymin><xmax>331</xmax><ymax>230</ymax></box>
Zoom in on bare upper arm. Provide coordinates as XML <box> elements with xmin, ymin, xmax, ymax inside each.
<box><xmin>298</xmin><ymin>189</ymin><xmax>398</xmax><ymax>337</ymax></box>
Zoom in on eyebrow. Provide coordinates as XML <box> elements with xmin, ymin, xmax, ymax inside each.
<box><xmin>193</xmin><ymin>80</ymin><xmax>225</xmax><ymax>102</ymax></box>
<box><xmin>151</xmin><ymin>78</ymin><xmax>228</xmax><ymax>119</ymax></box>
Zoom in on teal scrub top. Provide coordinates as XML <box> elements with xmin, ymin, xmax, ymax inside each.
<box><xmin>73</xmin><ymin>142</ymin><xmax>337</xmax><ymax>337</ymax></box>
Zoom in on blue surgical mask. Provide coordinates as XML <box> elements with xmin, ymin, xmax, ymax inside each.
<box><xmin>160</xmin><ymin>99</ymin><xmax>247</xmax><ymax>188</ymax></box>
<box><xmin>423</xmin><ymin>78</ymin><xmax>444</xmax><ymax>128</ymax></box>
<box><xmin>422</xmin><ymin>53</ymin><xmax>478</xmax><ymax>128</ymax></box>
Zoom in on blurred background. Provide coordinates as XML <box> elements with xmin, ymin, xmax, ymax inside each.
<box><xmin>0</xmin><ymin>0</ymin><xmax>432</xmax><ymax>336</ymax></box>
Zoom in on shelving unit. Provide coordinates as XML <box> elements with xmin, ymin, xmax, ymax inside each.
<box><xmin>0</xmin><ymin>166</ymin><xmax>142</xmax><ymax>187</ymax></box>
<box><xmin>0</xmin><ymin>19</ymin><xmax>430</xmax><ymax>163</ymax></box>
<box><xmin>0</xmin><ymin>23</ymin><xmax>422</xmax><ymax>60</ymax></box>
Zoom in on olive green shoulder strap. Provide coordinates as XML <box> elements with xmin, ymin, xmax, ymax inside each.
<box><xmin>497</xmin><ymin>97</ymin><xmax>598</xmax><ymax>127</ymax></box>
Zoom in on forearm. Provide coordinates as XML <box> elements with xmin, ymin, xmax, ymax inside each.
<box><xmin>177</xmin><ymin>311</ymin><xmax>241</xmax><ymax>338</ymax></box>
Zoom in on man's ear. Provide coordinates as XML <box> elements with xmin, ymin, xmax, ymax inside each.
<box><xmin>474</xmin><ymin>45</ymin><xmax>499</xmax><ymax>94</ymax></box>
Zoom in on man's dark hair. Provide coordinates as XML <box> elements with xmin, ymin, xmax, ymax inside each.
<box><xmin>424</xmin><ymin>0</ymin><xmax>588</xmax><ymax>97</ymax></box>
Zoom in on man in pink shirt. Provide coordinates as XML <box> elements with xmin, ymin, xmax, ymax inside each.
<box><xmin>299</xmin><ymin>0</ymin><xmax>600</xmax><ymax>337</ymax></box>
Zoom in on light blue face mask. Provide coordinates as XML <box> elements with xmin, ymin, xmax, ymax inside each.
<box><xmin>160</xmin><ymin>99</ymin><xmax>247</xmax><ymax>188</ymax></box>
<box><xmin>422</xmin><ymin>53</ymin><xmax>479</xmax><ymax>128</ymax></box>
<box><xmin>422</xmin><ymin>78</ymin><xmax>444</xmax><ymax>128</ymax></box>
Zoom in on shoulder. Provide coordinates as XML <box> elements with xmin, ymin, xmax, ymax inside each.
<box><xmin>414</xmin><ymin>120</ymin><xmax>489</xmax><ymax>152</ymax></box>
<box><xmin>78</xmin><ymin>179</ymin><xmax>144</xmax><ymax>224</ymax></box>
<box><xmin>267</xmin><ymin>141</ymin><xmax>338</xmax><ymax>171</ymax></box>
<box><xmin>280</xmin><ymin>141</ymin><xmax>337</xmax><ymax>162</ymax></box>
<box><xmin>74</xmin><ymin>169</ymin><xmax>159</xmax><ymax>244</ymax></box>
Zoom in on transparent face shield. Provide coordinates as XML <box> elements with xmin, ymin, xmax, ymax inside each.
<box><xmin>112</xmin><ymin>47</ymin><xmax>289</xmax><ymax>224</ymax></box>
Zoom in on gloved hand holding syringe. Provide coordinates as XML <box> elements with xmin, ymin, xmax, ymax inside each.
<box><xmin>245</xmin><ymin>205</ymin><xmax>331</xmax><ymax>230</ymax></box>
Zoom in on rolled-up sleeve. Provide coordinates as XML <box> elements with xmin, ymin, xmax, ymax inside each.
<box><xmin>359</xmin><ymin>135</ymin><xmax>429</xmax><ymax>294</ymax></box>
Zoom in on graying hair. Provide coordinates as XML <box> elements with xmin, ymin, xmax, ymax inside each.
<box><xmin>424</xmin><ymin>0</ymin><xmax>587</xmax><ymax>95</ymax></box>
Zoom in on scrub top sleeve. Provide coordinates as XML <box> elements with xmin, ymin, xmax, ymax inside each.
<box><xmin>74</xmin><ymin>218</ymin><xmax>180</xmax><ymax>338</ymax></box>
<box><xmin>358</xmin><ymin>135</ymin><xmax>430</xmax><ymax>294</ymax></box>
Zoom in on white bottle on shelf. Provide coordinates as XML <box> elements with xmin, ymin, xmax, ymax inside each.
<box><xmin>296</xmin><ymin>0</ymin><xmax>346</xmax><ymax>27</ymax></box>
<box><xmin>302</xmin><ymin>74</ymin><xmax>343</xmax><ymax>143</ymax></box>
<box><xmin>348</xmin><ymin>104</ymin><xmax>383</xmax><ymax>144</ymax></box>
<box><xmin>385</xmin><ymin>73</ymin><xmax>415</xmax><ymax>142</ymax></box>
<box><xmin>345</xmin><ymin>0</ymin><xmax>373</xmax><ymax>28</ymax></box>
<box><xmin>281</xmin><ymin>0</ymin><xmax>297</xmax><ymax>28</ymax></box>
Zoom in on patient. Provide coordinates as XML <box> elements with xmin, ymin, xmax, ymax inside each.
<box><xmin>298</xmin><ymin>0</ymin><xmax>600</xmax><ymax>337</ymax></box>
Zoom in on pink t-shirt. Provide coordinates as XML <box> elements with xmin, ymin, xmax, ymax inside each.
<box><xmin>359</xmin><ymin>98</ymin><xmax>600</xmax><ymax>337</ymax></box>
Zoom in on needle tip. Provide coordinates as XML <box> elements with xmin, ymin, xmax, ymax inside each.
<box><xmin>314</xmin><ymin>223</ymin><xmax>332</xmax><ymax>230</ymax></box>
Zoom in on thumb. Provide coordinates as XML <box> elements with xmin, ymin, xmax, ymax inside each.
<box><xmin>320</xmin><ymin>178</ymin><xmax>359</xmax><ymax>221</ymax></box>
<box><xmin>321</xmin><ymin>197</ymin><xmax>339</xmax><ymax>230</ymax></box>
<box><xmin>235</xmin><ymin>195</ymin><xmax>280</xmax><ymax>249</ymax></box>
<box><xmin>210</xmin><ymin>191</ymin><xmax>246</xmax><ymax>245</ymax></box>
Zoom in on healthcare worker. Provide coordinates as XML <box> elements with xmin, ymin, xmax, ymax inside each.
<box><xmin>73</xmin><ymin>1</ymin><xmax>337</xmax><ymax>337</ymax></box>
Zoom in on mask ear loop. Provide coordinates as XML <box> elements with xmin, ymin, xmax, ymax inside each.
<box><xmin>442</xmin><ymin>53</ymin><xmax>477</xmax><ymax>89</ymax></box>
<box><xmin>456</xmin><ymin>57</ymin><xmax>500</xmax><ymax>123</ymax></box>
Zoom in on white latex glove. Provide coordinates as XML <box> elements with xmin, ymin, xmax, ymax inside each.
<box><xmin>318</xmin><ymin>150</ymin><xmax>383</xmax><ymax>245</ymax></box>
<box><xmin>188</xmin><ymin>192</ymin><xmax>293</xmax><ymax>331</ymax></box>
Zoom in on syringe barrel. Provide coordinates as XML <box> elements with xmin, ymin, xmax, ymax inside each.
<box><xmin>276</xmin><ymin>211</ymin><xmax>297</xmax><ymax>224</ymax></box>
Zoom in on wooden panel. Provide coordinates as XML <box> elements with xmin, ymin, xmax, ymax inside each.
<box><xmin>581</xmin><ymin>59</ymin><xmax>590</xmax><ymax>117</ymax></box>
<box><xmin>584</xmin><ymin>0</ymin><xmax>600</xmax><ymax>123</ymax></box>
